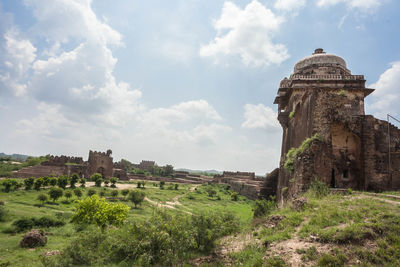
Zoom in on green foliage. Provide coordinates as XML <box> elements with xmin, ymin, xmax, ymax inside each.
<box><xmin>11</xmin><ymin>216</ymin><xmax>65</xmax><ymax>232</ymax></box>
<box><xmin>174</xmin><ymin>183</ymin><xmax>179</xmax><ymax>190</ymax></box>
<box><xmin>164</xmin><ymin>164</ymin><xmax>174</xmax><ymax>177</ymax></box>
<box><xmin>33</xmin><ymin>178</ymin><xmax>43</xmax><ymax>191</ymax></box>
<box><xmin>265</xmin><ymin>256</ymin><xmax>287</xmax><ymax>267</ymax></box>
<box><xmin>160</xmin><ymin>181</ymin><xmax>165</xmax><ymax>189</ymax></box>
<box><xmin>111</xmin><ymin>190</ymin><xmax>119</xmax><ymax>197</ymax></box>
<box><xmin>308</xmin><ymin>177</ymin><xmax>330</xmax><ymax>198</ymax></box>
<box><xmin>317</xmin><ymin>249</ymin><xmax>346</xmax><ymax>267</ymax></box>
<box><xmin>48</xmin><ymin>188</ymin><xmax>63</xmax><ymax>202</ymax></box>
<box><xmin>65</xmin><ymin>191</ymin><xmax>72</xmax><ymax>200</ymax></box>
<box><xmin>230</xmin><ymin>245</ymin><xmax>264</xmax><ymax>266</ymax></box>
<box><xmin>0</xmin><ymin>205</ymin><xmax>7</xmax><ymax>222</ymax></box>
<box><xmin>338</xmin><ymin>90</ymin><xmax>346</xmax><ymax>96</ymax></box>
<box><xmin>1</xmin><ymin>179</ymin><xmax>18</xmax><ymax>192</ymax></box>
<box><xmin>57</xmin><ymin>176</ymin><xmax>68</xmax><ymax>189</ymax></box>
<box><xmin>79</xmin><ymin>178</ymin><xmax>86</xmax><ymax>188</ymax></box>
<box><xmin>42</xmin><ymin>176</ymin><xmax>50</xmax><ymax>186</ymax></box>
<box><xmin>289</xmin><ymin>110</ymin><xmax>295</xmax><ymax>119</ymax></box>
<box><xmin>74</xmin><ymin>188</ymin><xmax>82</xmax><ymax>199</ymax></box>
<box><xmin>110</xmin><ymin>177</ymin><xmax>118</xmax><ymax>188</ymax></box>
<box><xmin>231</xmin><ymin>192</ymin><xmax>239</xmax><ymax>201</ymax></box>
<box><xmin>49</xmin><ymin>177</ymin><xmax>57</xmax><ymax>186</ymax></box>
<box><xmin>70</xmin><ymin>173</ymin><xmax>79</xmax><ymax>188</ymax></box>
<box><xmin>87</xmin><ymin>188</ymin><xmax>96</xmax><ymax>197</ymax></box>
<box><xmin>104</xmin><ymin>179</ymin><xmax>109</xmax><ymax>187</ymax></box>
<box><xmin>51</xmin><ymin>210</ymin><xmax>238</xmax><ymax>266</ymax></box>
<box><xmin>253</xmin><ymin>197</ymin><xmax>276</xmax><ymax>217</ymax></box>
<box><xmin>37</xmin><ymin>194</ymin><xmax>48</xmax><ymax>205</ymax></box>
<box><xmin>95</xmin><ymin>178</ymin><xmax>102</xmax><ymax>187</ymax></box>
<box><xmin>128</xmin><ymin>190</ymin><xmax>145</xmax><ymax>208</ymax></box>
<box><xmin>24</xmin><ymin>177</ymin><xmax>34</xmax><ymax>190</ymax></box>
<box><xmin>284</xmin><ymin>134</ymin><xmax>323</xmax><ymax>173</ymax></box>
<box><xmin>0</xmin><ymin>156</ymin><xmax>47</xmax><ymax>177</ymax></box>
<box><xmin>90</xmin><ymin>173</ymin><xmax>103</xmax><ymax>182</ymax></box>
<box><xmin>71</xmin><ymin>195</ymin><xmax>129</xmax><ymax>228</ymax></box>
<box><xmin>206</xmin><ymin>187</ymin><xmax>217</xmax><ymax>198</ymax></box>
<box><xmin>121</xmin><ymin>189</ymin><xmax>129</xmax><ymax>197</ymax></box>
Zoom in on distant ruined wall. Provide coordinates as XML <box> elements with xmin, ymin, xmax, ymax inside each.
<box><xmin>87</xmin><ymin>150</ymin><xmax>114</xmax><ymax>178</ymax></box>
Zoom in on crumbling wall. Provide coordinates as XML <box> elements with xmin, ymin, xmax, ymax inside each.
<box><xmin>87</xmin><ymin>150</ymin><xmax>114</xmax><ymax>178</ymax></box>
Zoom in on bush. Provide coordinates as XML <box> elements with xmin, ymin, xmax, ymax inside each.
<box><xmin>90</xmin><ymin>173</ymin><xmax>102</xmax><ymax>182</ymax></box>
<box><xmin>72</xmin><ymin>195</ymin><xmax>130</xmax><ymax>228</ymax></box>
<box><xmin>121</xmin><ymin>189</ymin><xmax>129</xmax><ymax>197</ymax></box>
<box><xmin>128</xmin><ymin>190</ymin><xmax>145</xmax><ymax>208</ymax></box>
<box><xmin>74</xmin><ymin>188</ymin><xmax>82</xmax><ymax>198</ymax></box>
<box><xmin>231</xmin><ymin>192</ymin><xmax>239</xmax><ymax>201</ymax></box>
<box><xmin>42</xmin><ymin>176</ymin><xmax>50</xmax><ymax>186</ymax></box>
<box><xmin>70</xmin><ymin>174</ymin><xmax>79</xmax><ymax>188</ymax></box>
<box><xmin>253</xmin><ymin>197</ymin><xmax>276</xmax><ymax>217</ymax></box>
<box><xmin>12</xmin><ymin>216</ymin><xmax>65</xmax><ymax>232</ymax></box>
<box><xmin>48</xmin><ymin>188</ymin><xmax>63</xmax><ymax>202</ymax></box>
<box><xmin>79</xmin><ymin>178</ymin><xmax>86</xmax><ymax>188</ymax></box>
<box><xmin>49</xmin><ymin>177</ymin><xmax>57</xmax><ymax>186</ymax></box>
<box><xmin>65</xmin><ymin>191</ymin><xmax>73</xmax><ymax>200</ymax></box>
<box><xmin>111</xmin><ymin>190</ymin><xmax>119</xmax><ymax>197</ymax></box>
<box><xmin>309</xmin><ymin>178</ymin><xmax>330</xmax><ymax>198</ymax></box>
<box><xmin>0</xmin><ymin>205</ymin><xmax>7</xmax><ymax>222</ymax></box>
<box><xmin>34</xmin><ymin>178</ymin><xmax>43</xmax><ymax>191</ymax></box>
<box><xmin>174</xmin><ymin>183</ymin><xmax>179</xmax><ymax>190</ymax></box>
<box><xmin>87</xmin><ymin>189</ymin><xmax>96</xmax><ymax>197</ymax></box>
<box><xmin>95</xmin><ymin>178</ymin><xmax>102</xmax><ymax>187</ymax></box>
<box><xmin>57</xmin><ymin>176</ymin><xmax>68</xmax><ymax>189</ymax></box>
<box><xmin>24</xmin><ymin>177</ymin><xmax>34</xmax><ymax>190</ymax></box>
<box><xmin>110</xmin><ymin>177</ymin><xmax>118</xmax><ymax>188</ymax></box>
<box><xmin>37</xmin><ymin>194</ymin><xmax>48</xmax><ymax>205</ymax></box>
<box><xmin>104</xmin><ymin>179</ymin><xmax>110</xmax><ymax>187</ymax></box>
<box><xmin>160</xmin><ymin>181</ymin><xmax>165</xmax><ymax>189</ymax></box>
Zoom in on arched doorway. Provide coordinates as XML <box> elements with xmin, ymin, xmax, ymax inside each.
<box><xmin>331</xmin><ymin>169</ymin><xmax>336</xmax><ymax>188</ymax></box>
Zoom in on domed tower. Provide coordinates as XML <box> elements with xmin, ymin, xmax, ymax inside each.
<box><xmin>273</xmin><ymin>49</ymin><xmax>375</xmax><ymax>201</ymax></box>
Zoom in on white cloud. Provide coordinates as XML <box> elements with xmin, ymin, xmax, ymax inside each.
<box><xmin>200</xmin><ymin>1</ymin><xmax>289</xmax><ymax>67</ymax></box>
<box><xmin>242</xmin><ymin>104</ymin><xmax>280</xmax><ymax>130</ymax></box>
<box><xmin>316</xmin><ymin>0</ymin><xmax>381</xmax><ymax>12</ymax></box>
<box><xmin>274</xmin><ymin>0</ymin><xmax>306</xmax><ymax>11</ymax></box>
<box><xmin>368</xmin><ymin>61</ymin><xmax>400</xmax><ymax>118</ymax></box>
<box><xmin>0</xmin><ymin>29</ymin><xmax>36</xmax><ymax>96</ymax></box>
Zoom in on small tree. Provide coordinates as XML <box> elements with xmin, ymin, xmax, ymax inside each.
<box><xmin>42</xmin><ymin>176</ymin><xmax>50</xmax><ymax>186</ymax></box>
<box><xmin>87</xmin><ymin>188</ymin><xmax>96</xmax><ymax>197</ymax></box>
<box><xmin>99</xmin><ymin>191</ymin><xmax>106</xmax><ymax>197</ymax></box>
<box><xmin>110</xmin><ymin>177</ymin><xmax>118</xmax><ymax>188</ymax></box>
<box><xmin>2</xmin><ymin>179</ymin><xmax>13</xmax><ymax>193</ymax></box>
<box><xmin>57</xmin><ymin>176</ymin><xmax>68</xmax><ymax>189</ymax></box>
<box><xmin>24</xmin><ymin>177</ymin><xmax>34</xmax><ymax>190</ymax></box>
<box><xmin>48</xmin><ymin>188</ymin><xmax>63</xmax><ymax>203</ymax></box>
<box><xmin>207</xmin><ymin>188</ymin><xmax>217</xmax><ymax>198</ymax></box>
<box><xmin>104</xmin><ymin>179</ymin><xmax>110</xmax><ymax>187</ymax></box>
<box><xmin>253</xmin><ymin>197</ymin><xmax>276</xmax><ymax>217</ymax></box>
<box><xmin>95</xmin><ymin>178</ymin><xmax>102</xmax><ymax>187</ymax></box>
<box><xmin>128</xmin><ymin>190</ymin><xmax>145</xmax><ymax>208</ymax></box>
<box><xmin>65</xmin><ymin>191</ymin><xmax>73</xmax><ymax>201</ymax></box>
<box><xmin>137</xmin><ymin>181</ymin><xmax>142</xmax><ymax>188</ymax></box>
<box><xmin>164</xmin><ymin>164</ymin><xmax>174</xmax><ymax>177</ymax></box>
<box><xmin>111</xmin><ymin>190</ymin><xmax>119</xmax><ymax>197</ymax></box>
<box><xmin>37</xmin><ymin>194</ymin><xmax>48</xmax><ymax>206</ymax></box>
<box><xmin>160</xmin><ymin>181</ymin><xmax>165</xmax><ymax>189</ymax></box>
<box><xmin>70</xmin><ymin>174</ymin><xmax>79</xmax><ymax>189</ymax></box>
<box><xmin>34</xmin><ymin>178</ymin><xmax>43</xmax><ymax>191</ymax></box>
<box><xmin>90</xmin><ymin>173</ymin><xmax>103</xmax><ymax>182</ymax></box>
<box><xmin>72</xmin><ymin>195</ymin><xmax>130</xmax><ymax>228</ymax></box>
<box><xmin>141</xmin><ymin>181</ymin><xmax>146</xmax><ymax>189</ymax></box>
<box><xmin>74</xmin><ymin>188</ymin><xmax>82</xmax><ymax>199</ymax></box>
<box><xmin>121</xmin><ymin>189</ymin><xmax>129</xmax><ymax>198</ymax></box>
<box><xmin>174</xmin><ymin>183</ymin><xmax>179</xmax><ymax>190</ymax></box>
<box><xmin>49</xmin><ymin>177</ymin><xmax>57</xmax><ymax>187</ymax></box>
<box><xmin>231</xmin><ymin>192</ymin><xmax>239</xmax><ymax>201</ymax></box>
<box><xmin>79</xmin><ymin>178</ymin><xmax>86</xmax><ymax>188</ymax></box>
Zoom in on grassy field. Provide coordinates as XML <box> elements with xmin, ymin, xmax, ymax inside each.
<box><xmin>0</xmin><ymin>182</ymin><xmax>254</xmax><ymax>266</ymax></box>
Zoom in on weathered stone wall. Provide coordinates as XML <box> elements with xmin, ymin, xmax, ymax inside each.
<box><xmin>42</xmin><ymin>155</ymin><xmax>84</xmax><ymax>166</ymax></box>
<box><xmin>87</xmin><ymin>150</ymin><xmax>114</xmax><ymax>178</ymax></box>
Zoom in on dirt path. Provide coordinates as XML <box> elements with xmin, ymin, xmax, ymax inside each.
<box><xmin>358</xmin><ymin>194</ymin><xmax>400</xmax><ymax>206</ymax></box>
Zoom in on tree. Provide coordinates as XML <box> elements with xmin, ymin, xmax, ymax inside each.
<box><xmin>24</xmin><ymin>177</ymin><xmax>34</xmax><ymax>190</ymax></box>
<box><xmin>104</xmin><ymin>179</ymin><xmax>110</xmax><ymax>187</ymax></box>
<box><xmin>141</xmin><ymin>181</ymin><xmax>146</xmax><ymax>189</ymax></box>
<box><xmin>37</xmin><ymin>194</ymin><xmax>48</xmax><ymax>206</ymax></box>
<box><xmin>2</xmin><ymin>179</ymin><xmax>13</xmax><ymax>193</ymax></box>
<box><xmin>231</xmin><ymin>192</ymin><xmax>239</xmax><ymax>201</ymax></box>
<box><xmin>160</xmin><ymin>181</ymin><xmax>165</xmax><ymax>189</ymax></box>
<box><xmin>34</xmin><ymin>178</ymin><xmax>43</xmax><ymax>191</ymax></box>
<box><xmin>95</xmin><ymin>178</ymin><xmax>102</xmax><ymax>187</ymax></box>
<box><xmin>79</xmin><ymin>178</ymin><xmax>86</xmax><ymax>188</ymax></box>
<box><xmin>164</xmin><ymin>165</ymin><xmax>174</xmax><ymax>177</ymax></box>
<box><xmin>49</xmin><ymin>177</ymin><xmax>57</xmax><ymax>187</ymax></box>
<box><xmin>74</xmin><ymin>188</ymin><xmax>82</xmax><ymax>199</ymax></box>
<box><xmin>121</xmin><ymin>189</ymin><xmax>129</xmax><ymax>197</ymax></box>
<box><xmin>110</xmin><ymin>177</ymin><xmax>118</xmax><ymax>188</ymax></box>
<box><xmin>57</xmin><ymin>176</ymin><xmax>68</xmax><ymax>189</ymax></box>
<box><xmin>90</xmin><ymin>173</ymin><xmax>102</xmax><ymax>182</ymax></box>
<box><xmin>48</xmin><ymin>188</ymin><xmax>63</xmax><ymax>203</ymax></box>
<box><xmin>137</xmin><ymin>181</ymin><xmax>141</xmax><ymax>188</ymax></box>
<box><xmin>65</xmin><ymin>191</ymin><xmax>73</xmax><ymax>201</ymax></box>
<box><xmin>72</xmin><ymin>195</ymin><xmax>129</xmax><ymax>228</ymax></box>
<box><xmin>70</xmin><ymin>174</ymin><xmax>79</xmax><ymax>189</ymax></box>
<box><xmin>42</xmin><ymin>176</ymin><xmax>50</xmax><ymax>186</ymax></box>
<box><xmin>174</xmin><ymin>184</ymin><xmax>179</xmax><ymax>190</ymax></box>
<box><xmin>128</xmin><ymin>190</ymin><xmax>145</xmax><ymax>208</ymax></box>
<box><xmin>111</xmin><ymin>190</ymin><xmax>119</xmax><ymax>197</ymax></box>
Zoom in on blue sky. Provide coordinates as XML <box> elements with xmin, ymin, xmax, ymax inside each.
<box><xmin>1</xmin><ymin>0</ymin><xmax>400</xmax><ymax>174</ymax></box>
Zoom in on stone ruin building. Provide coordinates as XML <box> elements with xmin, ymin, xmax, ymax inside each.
<box><xmin>13</xmin><ymin>149</ymin><xmax>127</xmax><ymax>179</ymax></box>
<box><xmin>261</xmin><ymin>48</ymin><xmax>400</xmax><ymax>202</ymax></box>
<box><xmin>213</xmin><ymin>171</ymin><xmax>263</xmax><ymax>200</ymax></box>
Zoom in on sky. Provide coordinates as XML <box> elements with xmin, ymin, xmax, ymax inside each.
<box><xmin>1</xmin><ymin>0</ymin><xmax>400</xmax><ymax>175</ymax></box>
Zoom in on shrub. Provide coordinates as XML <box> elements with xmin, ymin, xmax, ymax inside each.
<box><xmin>49</xmin><ymin>177</ymin><xmax>57</xmax><ymax>187</ymax></box>
<box><xmin>231</xmin><ymin>192</ymin><xmax>239</xmax><ymax>201</ymax></box>
<box><xmin>121</xmin><ymin>189</ymin><xmax>129</xmax><ymax>197</ymax></box>
<box><xmin>65</xmin><ymin>191</ymin><xmax>73</xmax><ymax>200</ymax></box>
<box><xmin>2</xmin><ymin>179</ymin><xmax>14</xmax><ymax>192</ymax></box>
<box><xmin>57</xmin><ymin>176</ymin><xmax>68</xmax><ymax>189</ymax></box>
<box><xmin>42</xmin><ymin>176</ymin><xmax>50</xmax><ymax>186</ymax></box>
<box><xmin>110</xmin><ymin>177</ymin><xmax>118</xmax><ymax>188</ymax></box>
<box><xmin>79</xmin><ymin>178</ymin><xmax>86</xmax><ymax>188</ymax></box>
<box><xmin>24</xmin><ymin>177</ymin><xmax>34</xmax><ymax>190</ymax></box>
<box><xmin>87</xmin><ymin>189</ymin><xmax>96</xmax><ymax>197</ymax></box>
<box><xmin>174</xmin><ymin>183</ymin><xmax>179</xmax><ymax>190</ymax></box>
<box><xmin>104</xmin><ymin>179</ymin><xmax>110</xmax><ymax>187</ymax></box>
<box><xmin>74</xmin><ymin>188</ymin><xmax>82</xmax><ymax>199</ymax></box>
<box><xmin>309</xmin><ymin>177</ymin><xmax>330</xmax><ymax>198</ymax></box>
<box><xmin>90</xmin><ymin>173</ymin><xmax>102</xmax><ymax>182</ymax></box>
<box><xmin>111</xmin><ymin>190</ymin><xmax>119</xmax><ymax>197</ymax></box>
<box><xmin>12</xmin><ymin>216</ymin><xmax>65</xmax><ymax>232</ymax></box>
<box><xmin>160</xmin><ymin>181</ymin><xmax>165</xmax><ymax>189</ymax></box>
<box><xmin>128</xmin><ymin>190</ymin><xmax>145</xmax><ymax>208</ymax></box>
<box><xmin>37</xmin><ymin>194</ymin><xmax>48</xmax><ymax>205</ymax></box>
<box><xmin>95</xmin><ymin>178</ymin><xmax>102</xmax><ymax>187</ymax></box>
<box><xmin>137</xmin><ymin>181</ymin><xmax>141</xmax><ymax>188</ymax></box>
<box><xmin>253</xmin><ymin>197</ymin><xmax>276</xmax><ymax>217</ymax></box>
<box><xmin>70</xmin><ymin>174</ymin><xmax>79</xmax><ymax>189</ymax></box>
<box><xmin>207</xmin><ymin>188</ymin><xmax>217</xmax><ymax>198</ymax></box>
<box><xmin>0</xmin><ymin>205</ymin><xmax>7</xmax><ymax>222</ymax></box>
<box><xmin>48</xmin><ymin>188</ymin><xmax>63</xmax><ymax>202</ymax></box>
<box><xmin>72</xmin><ymin>195</ymin><xmax>129</xmax><ymax>228</ymax></box>
<box><xmin>99</xmin><ymin>191</ymin><xmax>106</xmax><ymax>197</ymax></box>
<box><xmin>34</xmin><ymin>178</ymin><xmax>43</xmax><ymax>191</ymax></box>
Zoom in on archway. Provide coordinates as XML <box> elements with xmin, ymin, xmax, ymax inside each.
<box><xmin>331</xmin><ymin>169</ymin><xmax>336</xmax><ymax>188</ymax></box>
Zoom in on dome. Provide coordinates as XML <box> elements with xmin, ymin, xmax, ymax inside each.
<box><xmin>293</xmin><ymin>49</ymin><xmax>350</xmax><ymax>75</ymax></box>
